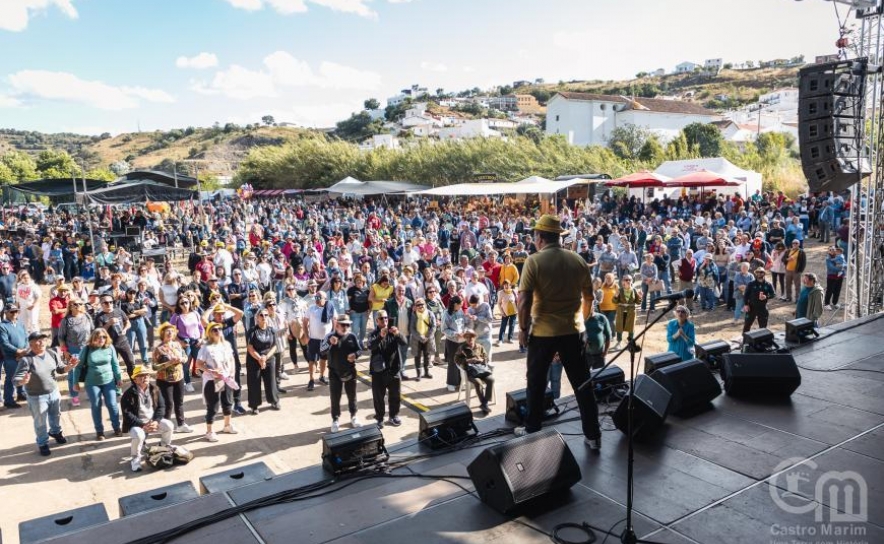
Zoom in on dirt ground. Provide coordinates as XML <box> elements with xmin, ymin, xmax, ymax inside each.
<box><xmin>0</xmin><ymin>235</ymin><xmax>840</xmax><ymax>543</ymax></box>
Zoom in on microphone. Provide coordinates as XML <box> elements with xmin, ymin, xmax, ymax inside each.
<box><xmin>652</xmin><ymin>289</ymin><xmax>694</xmax><ymax>303</ymax></box>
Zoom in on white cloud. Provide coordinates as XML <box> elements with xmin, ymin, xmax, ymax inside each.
<box><xmin>192</xmin><ymin>51</ymin><xmax>381</xmax><ymax>99</ymax></box>
<box><xmin>221</xmin><ymin>0</ymin><xmax>376</xmax><ymax>19</ymax></box>
<box><xmin>318</xmin><ymin>61</ymin><xmax>382</xmax><ymax>90</ymax></box>
<box><xmin>192</xmin><ymin>65</ymin><xmax>277</xmax><ymax>100</ymax></box>
<box><xmin>386</xmin><ymin>0</ymin><xmax>414</xmax><ymax>3</ymax></box>
<box><xmin>224</xmin><ymin>0</ymin><xmax>263</xmax><ymax>9</ymax></box>
<box><xmin>462</xmin><ymin>66</ymin><xmax>476</xmax><ymax>73</ymax></box>
<box><xmin>175</xmin><ymin>52</ymin><xmax>219</xmax><ymax>70</ymax></box>
<box><xmin>8</xmin><ymin>70</ymin><xmax>175</xmax><ymax>110</ymax></box>
<box><xmin>0</xmin><ymin>94</ymin><xmax>23</xmax><ymax>108</ymax></box>
<box><xmin>420</xmin><ymin>61</ymin><xmax>448</xmax><ymax>73</ymax></box>
<box><xmin>0</xmin><ymin>0</ymin><xmax>78</xmax><ymax>32</ymax></box>
<box><xmin>249</xmin><ymin>102</ymin><xmax>362</xmax><ymax>128</ymax></box>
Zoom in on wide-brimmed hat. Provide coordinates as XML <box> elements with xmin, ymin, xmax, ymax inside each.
<box><xmin>462</xmin><ymin>328</ymin><xmax>478</xmax><ymax>338</ymax></box>
<box><xmin>532</xmin><ymin>214</ymin><xmax>565</xmax><ymax>234</ymax></box>
<box><xmin>205</xmin><ymin>322</ymin><xmax>223</xmax><ymax>337</ymax></box>
<box><xmin>156</xmin><ymin>322</ymin><xmax>178</xmax><ymax>338</ymax></box>
<box><xmin>130</xmin><ymin>365</ymin><xmax>153</xmax><ymax>379</ymax></box>
<box><xmin>336</xmin><ymin>315</ymin><xmax>352</xmax><ymax>325</ymax></box>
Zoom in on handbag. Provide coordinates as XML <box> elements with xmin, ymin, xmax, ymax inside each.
<box><xmin>650</xmin><ymin>279</ymin><xmax>664</xmax><ymax>293</ymax></box>
<box><xmin>467</xmin><ymin>363</ymin><xmax>493</xmax><ymax>379</ymax></box>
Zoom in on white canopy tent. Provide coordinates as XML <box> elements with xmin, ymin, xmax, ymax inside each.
<box><xmin>324</xmin><ymin>178</ymin><xmax>429</xmax><ymax>196</ymax></box>
<box><xmin>630</xmin><ymin>157</ymin><xmax>762</xmax><ymax>200</ymax></box>
<box><xmin>417</xmin><ymin>178</ymin><xmax>583</xmax><ymax>196</ymax></box>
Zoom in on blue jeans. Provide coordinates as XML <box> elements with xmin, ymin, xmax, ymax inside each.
<box><xmin>700</xmin><ymin>286</ymin><xmax>716</xmax><ymax>310</ymax></box>
<box><xmin>547</xmin><ymin>361</ymin><xmax>563</xmax><ymax>400</ymax></box>
<box><xmin>127</xmin><ymin>319</ymin><xmax>149</xmax><ymax>362</ymax></box>
<box><xmin>86</xmin><ymin>382</ymin><xmax>120</xmax><ymax>434</ymax></box>
<box><xmin>3</xmin><ymin>358</ymin><xmax>26</xmax><ymax>405</ymax></box>
<box><xmin>498</xmin><ymin>315</ymin><xmax>516</xmax><ymax>342</ymax></box>
<box><xmin>66</xmin><ymin>346</ymin><xmax>82</xmax><ymax>399</ymax></box>
<box><xmin>27</xmin><ymin>389</ymin><xmax>62</xmax><ymax>446</ymax></box>
<box><xmin>734</xmin><ymin>294</ymin><xmax>745</xmax><ymax>320</ymax></box>
<box><xmin>351</xmin><ymin>311</ymin><xmax>368</xmax><ymax>344</ymax></box>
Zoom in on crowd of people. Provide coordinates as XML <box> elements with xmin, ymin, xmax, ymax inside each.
<box><xmin>0</xmin><ymin>185</ymin><xmax>845</xmax><ymax>468</ymax></box>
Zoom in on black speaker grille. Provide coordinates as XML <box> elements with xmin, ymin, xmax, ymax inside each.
<box><xmin>496</xmin><ymin>429</ymin><xmax>576</xmax><ymax>504</ymax></box>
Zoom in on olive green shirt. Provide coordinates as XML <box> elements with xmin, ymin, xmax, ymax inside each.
<box><xmin>519</xmin><ymin>242</ymin><xmax>593</xmax><ymax>337</ymax></box>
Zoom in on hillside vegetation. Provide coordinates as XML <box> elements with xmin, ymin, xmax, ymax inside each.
<box><xmin>0</xmin><ymin>65</ymin><xmax>804</xmax><ymax>190</ymax></box>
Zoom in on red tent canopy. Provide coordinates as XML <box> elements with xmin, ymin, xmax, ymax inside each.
<box><xmin>605</xmin><ymin>170</ymin><xmax>671</xmax><ymax>188</ymax></box>
<box><xmin>667</xmin><ymin>169</ymin><xmax>742</xmax><ymax>187</ymax></box>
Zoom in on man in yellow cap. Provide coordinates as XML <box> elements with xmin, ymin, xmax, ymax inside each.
<box><xmin>516</xmin><ymin>214</ymin><xmax>601</xmax><ymax>450</ymax></box>
<box><xmin>121</xmin><ymin>365</ymin><xmax>174</xmax><ymax>472</ymax></box>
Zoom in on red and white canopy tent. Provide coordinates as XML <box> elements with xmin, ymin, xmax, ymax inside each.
<box><xmin>665</xmin><ymin>169</ymin><xmax>743</xmax><ymax>187</ymax></box>
<box><xmin>604</xmin><ymin>170</ymin><xmax>672</xmax><ymax>188</ymax></box>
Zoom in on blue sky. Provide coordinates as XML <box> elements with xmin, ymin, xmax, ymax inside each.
<box><xmin>0</xmin><ymin>0</ymin><xmax>846</xmax><ymax>134</ymax></box>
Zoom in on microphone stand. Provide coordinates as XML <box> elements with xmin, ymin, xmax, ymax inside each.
<box><xmin>578</xmin><ymin>298</ymin><xmax>677</xmax><ymax>544</ymax></box>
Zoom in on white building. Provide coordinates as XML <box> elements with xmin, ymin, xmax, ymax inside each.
<box><xmin>704</xmin><ymin>58</ymin><xmax>723</xmax><ymax>72</ymax></box>
<box><xmin>359</xmin><ymin>134</ymin><xmax>401</xmax><ymax>151</ymax></box>
<box><xmin>545</xmin><ymin>92</ymin><xmax>720</xmax><ymax>147</ymax></box>
<box><xmin>437</xmin><ymin>119</ymin><xmax>502</xmax><ymax>140</ymax></box>
<box><xmin>675</xmin><ymin>61</ymin><xmax>700</xmax><ymax>73</ymax></box>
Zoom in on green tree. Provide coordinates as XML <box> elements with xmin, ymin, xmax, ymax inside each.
<box><xmin>638</xmin><ymin>136</ymin><xmax>666</xmax><ymax>164</ymax></box>
<box><xmin>334</xmin><ymin>111</ymin><xmax>384</xmax><ymax>142</ymax></box>
<box><xmin>0</xmin><ymin>150</ymin><xmax>39</xmax><ymax>181</ymax></box>
<box><xmin>262</xmin><ymin>115</ymin><xmax>275</xmax><ymax>126</ymax></box>
<box><xmin>682</xmin><ymin>122</ymin><xmax>724</xmax><ymax>157</ymax></box>
<box><xmin>0</xmin><ymin>162</ymin><xmax>15</xmax><ymax>183</ymax></box>
<box><xmin>607</xmin><ymin>124</ymin><xmax>652</xmax><ymax>161</ymax></box>
<box><xmin>529</xmin><ymin>89</ymin><xmax>552</xmax><ymax>104</ymax></box>
<box><xmin>85</xmin><ymin>168</ymin><xmax>117</xmax><ymax>181</ymax></box>
<box><xmin>36</xmin><ymin>149</ymin><xmax>80</xmax><ymax>178</ymax></box>
<box><xmin>498</xmin><ymin>85</ymin><xmax>513</xmax><ymax>96</ymax></box>
<box><xmin>665</xmin><ymin>132</ymin><xmax>696</xmax><ymax>160</ymax></box>
<box><xmin>363</xmin><ymin>98</ymin><xmax>380</xmax><ymax>111</ymax></box>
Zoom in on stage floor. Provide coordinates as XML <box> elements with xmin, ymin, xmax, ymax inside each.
<box><xmin>41</xmin><ymin>316</ymin><xmax>884</xmax><ymax>544</ymax></box>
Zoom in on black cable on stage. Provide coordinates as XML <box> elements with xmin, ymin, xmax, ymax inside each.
<box><xmin>130</xmin><ymin>472</ymin><xmax>475</xmax><ymax>544</ymax></box>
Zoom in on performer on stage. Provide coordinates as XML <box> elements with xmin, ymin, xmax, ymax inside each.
<box><xmin>516</xmin><ymin>215</ymin><xmax>601</xmax><ymax>450</ymax></box>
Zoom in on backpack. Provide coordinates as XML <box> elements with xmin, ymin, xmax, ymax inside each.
<box><xmin>147</xmin><ymin>445</ymin><xmax>193</xmax><ymax>469</ymax></box>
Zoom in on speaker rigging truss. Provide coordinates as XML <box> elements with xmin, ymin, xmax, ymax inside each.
<box><xmin>847</xmin><ymin>2</ymin><xmax>884</xmax><ymax>318</ymax></box>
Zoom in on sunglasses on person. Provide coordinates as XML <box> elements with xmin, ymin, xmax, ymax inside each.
<box><xmin>267</xmin><ymin>302</ymin><xmax>277</xmax><ymax>307</ymax></box>
<box><xmin>338</xmin><ymin>323</ymin><xmax>351</xmax><ymax>328</ymax></box>
<box><xmin>258</xmin><ymin>313</ymin><xmax>269</xmax><ymax>317</ymax></box>
<box><xmin>73</xmin><ymin>303</ymin><xmax>85</xmax><ymax>307</ymax></box>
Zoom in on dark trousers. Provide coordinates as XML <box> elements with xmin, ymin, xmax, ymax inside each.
<box><xmin>246</xmin><ymin>357</ymin><xmax>278</xmax><ymax>409</ymax></box>
<box><xmin>329</xmin><ymin>367</ymin><xmax>357</xmax><ymax>421</ymax></box>
<box><xmin>157</xmin><ymin>379</ymin><xmax>185</xmax><ymax>426</ymax></box>
<box><xmin>742</xmin><ymin>304</ymin><xmax>769</xmax><ymax>333</ymax></box>
<box><xmin>825</xmin><ymin>277</ymin><xmax>843</xmax><ymax>305</ymax></box>
<box><xmin>525</xmin><ymin>333</ymin><xmax>599</xmax><ymax>439</ymax></box>
<box><xmin>272</xmin><ymin>352</ymin><xmax>284</xmax><ymax>381</ymax></box>
<box><xmin>468</xmin><ymin>374</ymin><xmax>495</xmax><ymax>406</ymax></box>
<box><xmin>289</xmin><ymin>340</ymin><xmax>308</xmax><ymax>368</ymax></box>
<box><xmin>371</xmin><ymin>371</ymin><xmax>401</xmax><ymax>421</ymax></box>
<box><xmin>771</xmin><ymin>272</ymin><xmax>785</xmax><ymax>294</ymax></box>
<box><xmin>414</xmin><ymin>341</ymin><xmax>430</xmax><ymax>376</ymax></box>
<box><xmin>114</xmin><ymin>341</ymin><xmax>136</xmax><ymax>377</ymax></box>
<box><xmin>445</xmin><ymin>340</ymin><xmax>463</xmax><ymax>387</ymax></box>
<box><xmin>586</xmin><ymin>352</ymin><xmax>605</xmax><ymax>370</ymax></box>
<box><xmin>204</xmin><ymin>382</ymin><xmax>233</xmax><ymax>423</ymax></box>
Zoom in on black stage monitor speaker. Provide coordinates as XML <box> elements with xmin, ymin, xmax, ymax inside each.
<box><xmin>467</xmin><ymin>428</ymin><xmax>581</xmax><ymax>514</ymax></box>
<box><xmin>644</xmin><ymin>351</ymin><xmax>682</xmax><ymax>374</ymax></box>
<box><xmin>504</xmin><ymin>387</ymin><xmax>558</xmax><ymax>424</ymax></box>
<box><xmin>695</xmin><ymin>339</ymin><xmax>731</xmax><ymax>369</ymax></box>
<box><xmin>742</xmin><ymin>328</ymin><xmax>777</xmax><ymax>354</ymax></box>
<box><xmin>649</xmin><ymin>358</ymin><xmax>722</xmax><ymax>415</ymax></box>
<box><xmin>786</xmin><ymin>317</ymin><xmax>818</xmax><ymax>344</ymax></box>
<box><xmin>589</xmin><ymin>366</ymin><xmax>626</xmax><ymax>400</ymax></box>
<box><xmin>721</xmin><ymin>353</ymin><xmax>801</xmax><ymax>397</ymax></box>
<box><xmin>321</xmin><ymin>425</ymin><xmax>388</xmax><ymax>475</ymax></box>
<box><xmin>612</xmin><ymin>375</ymin><xmax>672</xmax><ymax>439</ymax></box>
<box><xmin>418</xmin><ymin>402</ymin><xmax>478</xmax><ymax>449</ymax></box>
<box><xmin>798</xmin><ymin>58</ymin><xmax>871</xmax><ymax>193</ymax></box>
